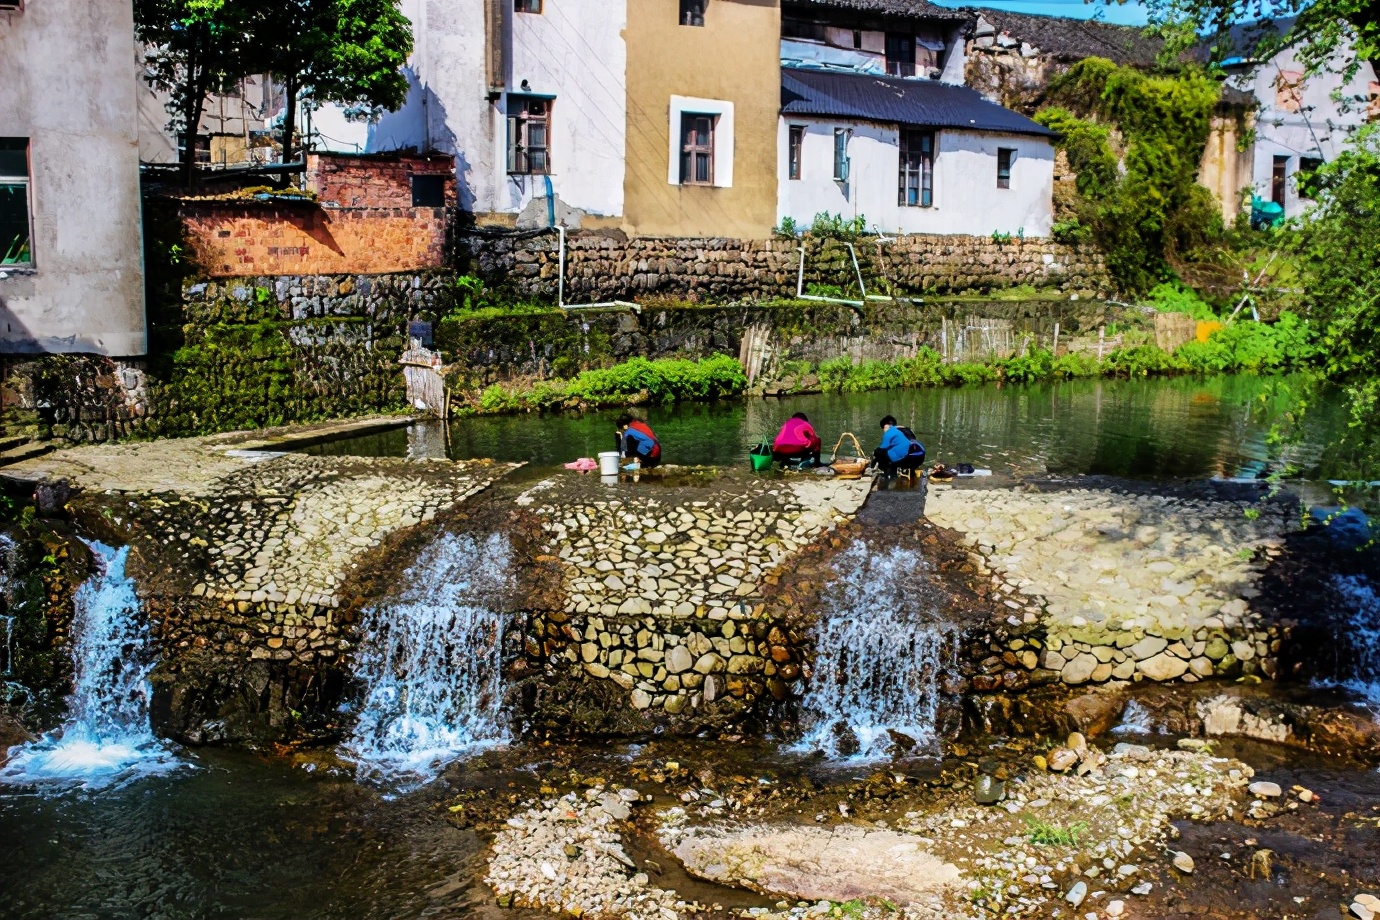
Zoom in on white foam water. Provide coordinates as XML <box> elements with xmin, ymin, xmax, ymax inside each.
<box><xmin>1111</xmin><ymin>699</ymin><xmax>1163</xmax><ymax>735</ymax></box>
<box><xmin>1</xmin><ymin>541</ymin><xmax>180</xmax><ymax>789</ymax></box>
<box><xmin>796</xmin><ymin>540</ymin><xmax>957</xmax><ymax>760</ymax></box>
<box><xmin>1326</xmin><ymin>574</ymin><xmax>1380</xmax><ymax>708</ymax></box>
<box><xmin>341</xmin><ymin>532</ymin><xmax>513</xmax><ymax>786</ymax></box>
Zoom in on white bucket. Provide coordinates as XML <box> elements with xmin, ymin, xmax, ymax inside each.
<box><xmin>598</xmin><ymin>451</ymin><xmax>622</xmax><ymax>476</ymax></box>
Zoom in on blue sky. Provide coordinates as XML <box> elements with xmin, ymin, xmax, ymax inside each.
<box><xmin>929</xmin><ymin>0</ymin><xmax>1152</xmax><ymax>26</ymax></box>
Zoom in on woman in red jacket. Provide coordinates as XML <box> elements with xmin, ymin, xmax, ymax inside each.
<box><xmin>772</xmin><ymin>412</ymin><xmax>823</xmax><ymax>466</ymax></box>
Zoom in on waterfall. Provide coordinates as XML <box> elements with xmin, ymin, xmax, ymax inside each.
<box><xmin>1</xmin><ymin>541</ymin><xmax>179</xmax><ymax>788</ymax></box>
<box><xmin>796</xmin><ymin>540</ymin><xmax>958</xmax><ymax>759</ymax></box>
<box><xmin>1324</xmin><ymin>574</ymin><xmax>1380</xmax><ymax>706</ymax></box>
<box><xmin>342</xmin><ymin>532</ymin><xmax>513</xmax><ymax>785</ymax></box>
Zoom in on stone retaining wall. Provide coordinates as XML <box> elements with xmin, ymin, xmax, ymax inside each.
<box><xmin>462</xmin><ymin>231</ymin><xmax>1111</xmax><ymax>302</ymax></box>
<box><xmin>5</xmin><ymin>271</ymin><xmax>450</xmax><ymax>443</ymax></box>
<box><xmin>926</xmin><ymin>485</ymin><xmax>1292</xmax><ymax>690</ymax></box>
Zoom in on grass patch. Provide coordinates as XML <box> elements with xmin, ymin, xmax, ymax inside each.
<box><xmin>1024</xmin><ymin>816</ymin><xmax>1090</xmax><ymax>847</ymax></box>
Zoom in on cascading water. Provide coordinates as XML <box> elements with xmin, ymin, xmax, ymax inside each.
<box><xmin>342</xmin><ymin>532</ymin><xmax>513</xmax><ymax>785</ymax></box>
<box><xmin>1323</xmin><ymin>574</ymin><xmax>1380</xmax><ymax>706</ymax></box>
<box><xmin>796</xmin><ymin>540</ymin><xmax>958</xmax><ymax>759</ymax></box>
<box><xmin>1</xmin><ymin>541</ymin><xmax>179</xmax><ymax>788</ymax></box>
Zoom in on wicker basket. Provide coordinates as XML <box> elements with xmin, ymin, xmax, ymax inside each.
<box><xmin>829</xmin><ymin>432</ymin><xmax>869</xmax><ymax>480</ymax></box>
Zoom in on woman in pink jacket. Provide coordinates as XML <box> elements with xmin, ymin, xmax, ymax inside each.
<box><xmin>772</xmin><ymin>412</ymin><xmax>823</xmax><ymax>466</ymax></box>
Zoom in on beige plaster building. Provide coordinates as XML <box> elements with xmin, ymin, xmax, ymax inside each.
<box><xmin>0</xmin><ymin>0</ymin><xmax>147</xmax><ymax>356</ymax></box>
<box><xmin>624</xmin><ymin>0</ymin><xmax>782</xmax><ymax>239</ymax></box>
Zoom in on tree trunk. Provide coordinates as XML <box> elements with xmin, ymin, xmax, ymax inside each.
<box><xmin>179</xmin><ymin>39</ymin><xmax>207</xmax><ymax>190</ymax></box>
<box><xmin>280</xmin><ymin>72</ymin><xmax>298</xmax><ymax>173</ymax></box>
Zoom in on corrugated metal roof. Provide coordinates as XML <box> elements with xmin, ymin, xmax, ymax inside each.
<box><xmin>781</xmin><ymin>67</ymin><xmax>1058</xmax><ymax>137</ymax></box>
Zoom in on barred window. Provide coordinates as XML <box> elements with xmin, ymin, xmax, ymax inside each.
<box><xmin>680</xmin><ymin>114</ymin><xmax>715</xmax><ymax>185</ymax></box>
<box><xmin>899</xmin><ymin>130</ymin><xmax>933</xmax><ymax>207</ymax></box>
<box><xmin>507</xmin><ymin>96</ymin><xmax>552</xmax><ymax>175</ymax></box>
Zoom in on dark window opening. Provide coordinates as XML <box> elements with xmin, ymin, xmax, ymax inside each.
<box><xmin>899</xmin><ymin>129</ymin><xmax>933</xmax><ymax>207</ymax></box>
<box><xmin>853</xmin><ymin>30</ymin><xmax>863</xmax><ymax>49</ymax></box>
<box><xmin>514</xmin><ymin>0</ymin><xmax>542</xmax><ymax>12</ymax></box>
<box><xmin>680</xmin><ymin>0</ymin><xmax>705</xmax><ymax>26</ymax></box>
<box><xmin>1271</xmin><ymin>155</ymin><xmax>1289</xmax><ymax>205</ymax></box>
<box><xmin>0</xmin><ymin>1</ymin><xmax>23</xmax><ymax>11</ymax></box>
<box><xmin>507</xmin><ymin>96</ymin><xmax>552</xmax><ymax>175</ymax></box>
<box><xmin>788</xmin><ymin>125</ymin><xmax>804</xmax><ymax>181</ymax></box>
<box><xmin>782</xmin><ymin>18</ymin><xmax>827</xmax><ymax>41</ymax></box>
<box><xmin>997</xmin><ymin>147</ymin><xmax>1013</xmax><ymax>189</ymax></box>
<box><xmin>0</xmin><ymin>138</ymin><xmax>31</xmax><ymax>266</ymax></box>
<box><xmin>886</xmin><ymin>33</ymin><xmax>916</xmax><ymax>78</ymax></box>
<box><xmin>680</xmin><ymin>114</ymin><xmax>715</xmax><ymax>185</ymax></box>
<box><xmin>178</xmin><ymin>133</ymin><xmax>211</xmax><ymax>165</ymax></box>
<box><xmin>411</xmin><ymin>174</ymin><xmax>447</xmax><ymax>208</ymax></box>
<box><xmin>1296</xmin><ymin>156</ymin><xmax>1324</xmax><ymax>199</ymax></box>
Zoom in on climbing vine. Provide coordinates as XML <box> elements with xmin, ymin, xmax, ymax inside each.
<box><xmin>1036</xmin><ymin>58</ymin><xmax>1224</xmax><ymax>294</ymax></box>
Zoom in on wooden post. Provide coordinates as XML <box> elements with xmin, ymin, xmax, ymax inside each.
<box><xmin>1097</xmin><ymin>326</ymin><xmax>1105</xmax><ymax>360</ymax></box>
<box><xmin>1052</xmin><ymin>322</ymin><xmax>1060</xmax><ymax>356</ymax></box>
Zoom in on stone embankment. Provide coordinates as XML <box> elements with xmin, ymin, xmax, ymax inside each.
<box><xmin>926</xmin><ymin>485</ymin><xmax>1291</xmax><ymax>689</ymax></box>
<box><xmin>522</xmin><ymin>474</ymin><xmax>872</xmax><ymax>724</ymax></box>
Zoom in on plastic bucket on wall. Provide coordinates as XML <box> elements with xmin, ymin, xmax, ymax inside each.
<box><xmin>598</xmin><ymin>451</ymin><xmax>622</xmax><ymax>476</ymax></box>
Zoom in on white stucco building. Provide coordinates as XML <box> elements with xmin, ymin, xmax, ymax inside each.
<box><xmin>777</xmin><ymin>68</ymin><xmax>1055</xmax><ymax>237</ymax></box>
<box><xmin>1221</xmin><ymin>19</ymin><xmax>1379</xmax><ymax>218</ymax></box>
<box><xmin>0</xmin><ymin>0</ymin><xmax>147</xmax><ymax>355</ymax></box>
<box><xmin>312</xmin><ymin>0</ymin><xmax>628</xmax><ymax>229</ymax></box>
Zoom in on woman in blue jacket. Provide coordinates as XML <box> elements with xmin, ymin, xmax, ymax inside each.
<box><xmin>872</xmin><ymin>415</ymin><xmax>924</xmax><ymax>477</ymax></box>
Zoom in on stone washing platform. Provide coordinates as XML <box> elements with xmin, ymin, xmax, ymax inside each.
<box><xmin>925</xmin><ymin>483</ymin><xmax>1292</xmax><ymax>686</ymax></box>
<box><xmin>520</xmin><ymin>472</ymin><xmax>873</xmax><ymax>719</ymax></box>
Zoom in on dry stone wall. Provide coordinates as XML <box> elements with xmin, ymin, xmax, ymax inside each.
<box><xmin>926</xmin><ymin>485</ymin><xmax>1292</xmax><ymax>689</ymax></box>
<box><xmin>462</xmin><ymin>231</ymin><xmax>1110</xmax><ymax>302</ymax></box>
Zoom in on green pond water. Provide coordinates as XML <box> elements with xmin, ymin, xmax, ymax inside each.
<box><xmin>308</xmin><ymin>374</ymin><xmax>1344</xmax><ymax>481</ymax></box>
<box><xmin>0</xmin><ymin>373</ymin><xmax>1365</xmax><ymax>919</ymax></box>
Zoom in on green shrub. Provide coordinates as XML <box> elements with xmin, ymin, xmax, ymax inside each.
<box><xmin>1145</xmin><ymin>282</ymin><xmax>1217</xmax><ymax>320</ymax></box>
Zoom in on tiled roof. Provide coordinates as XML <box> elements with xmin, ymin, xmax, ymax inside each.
<box><xmin>781</xmin><ymin>67</ymin><xmax>1058</xmax><ymax>137</ymax></box>
<box><xmin>967</xmin><ymin>9</ymin><xmax>1163</xmax><ymax>66</ymax></box>
<box><xmin>785</xmin><ymin>0</ymin><xmax>970</xmax><ymax>22</ymax></box>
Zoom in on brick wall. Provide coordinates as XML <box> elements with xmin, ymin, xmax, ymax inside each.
<box><xmin>182</xmin><ymin>202</ymin><xmax>448</xmax><ymax>277</ymax></box>
<box><xmin>306</xmin><ymin>151</ymin><xmax>457</xmax><ymax>209</ymax></box>
<box><xmin>181</xmin><ymin>152</ymin><xmax>458</xmax><ymax>278</ymax></box>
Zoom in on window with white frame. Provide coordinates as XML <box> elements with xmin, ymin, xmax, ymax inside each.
<box><xmin>1</xmin><ymin>138</ymin><xmax>32</xmax><ymax>266</ymax></box>
<box><xmin>833</xmin><ymin>128</ymin><xmax>851</xmax><ymax>182</ymax></box>
<box><xmin>680</xmin><ymin>114</ymin><xmax>715</xmax><ymax>185</ymax></box>
<box><xmin>507</xmin><ymin>96</ymin><xmax>552</xmax><ymax>175</ymax></box>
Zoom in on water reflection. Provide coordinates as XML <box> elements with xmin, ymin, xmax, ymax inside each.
<box><xmin>307</xmin><ymin>374</ymin><xmax>1343</xmax><ymax>481</ymax></box>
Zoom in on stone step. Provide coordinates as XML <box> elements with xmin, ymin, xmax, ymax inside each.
<box><xmin>0</xmin><ymin>440</ymin><xmax>54</xmax><ymax>468</ymax></box>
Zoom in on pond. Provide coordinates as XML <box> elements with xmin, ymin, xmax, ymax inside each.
<box><xmin>306</xmin><ymin>374</ymin><xmax>1344</xmax><ymax>482</ymax></box>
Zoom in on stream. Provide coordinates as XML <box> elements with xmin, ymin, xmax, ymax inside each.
<box><xmin>1</xmin><ymin>374</ymin><xmax>1376</xmax><ymax>919</ymax></box>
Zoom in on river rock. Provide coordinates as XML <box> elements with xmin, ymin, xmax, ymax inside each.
<box><xmin>1106</xmin><ymin>900</ymin><xmax>1125</xmax><ymax>917</ymax></box>
<box><xmin>1249</xmin><ymin>781</ymin><xmax>1282</xmax><ymax>798</ymax></box>
<box><xmin>1172</xmin><ymin>851</ymin><xmax>1195</xmax><ymax>873</ymax></box>
<box><xmin>665</xmin><ymin>644</ymin><xmax>693</xmax><ymax>674</ymax></box>
<box><xmin>1128</xmin><ymin>636</ymin><xmax>1169</xmax><ymax>661</ymax></box>
<box><xmin>1061</xmin><ymin>653</ymin><xmax>1100</xmax><ymax>685</ymax></box>
<box><xmin>1047</xmin><ymin>747</ymin><xmax>1079</xmax><ymax>772</ymax></box>
<box><xmin>1353</xmin><ymin>902</ymin><xmax>1375</xmax><ymax>920</ymax></box>
<box><xmin>1064</xmin><ymin>691</ymin><xmax>1126</xmax><ymax>737</ymax></box>
<box><xmin>1139</xmin><ymin>652</ymin><xmax>1190</xmax><ymax>681</ymax></box>
<box><xmin>1065</xmin><ymin>880</ymin><xmax>1087</xmax><ymax>907</ymax></box>
<box><xmin>1354</xmin><ymin>894</ymin><xmax>1380</xmax><ymax>912</ymax></box>
<box><xmin>672</xmin><ymin>824</ymin><xmax>962</xmax><ymax>904</ymax></box>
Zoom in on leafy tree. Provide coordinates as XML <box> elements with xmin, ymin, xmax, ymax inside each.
<box><xmin>135</xmin><ymin>0</ymin><xmax>255</xmax><ymax>187</ymax></box>
<box><xmin>1035</xmin><ymin>59</ymin><xmax>1223</xmax><ymax>293</ymax></box>
<box><xmin>1123</xmin><ymin>0</ymin><xmax>1378</xmax><ymax>79</ymax></box>
<box><xmin>247</xmin><ymin>0</ymin><xmax>413</xmax><ymax>166</ymax></box>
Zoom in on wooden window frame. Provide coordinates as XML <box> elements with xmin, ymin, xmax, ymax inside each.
<box><xmin>899</xmin><ymin>129</ymin><xmax>934</xmax><ymax>208</ymax></box>
<box><xmin>514</xmin><ymin>0</ymin><xmax>542</xmax><ymax>13</ymax></box>
<box><xmin>788</xmin><ymin>125</ymin><xmax>804</xmax><ymax>181</ymax></box>
<box><xmin>680</xmin><ymin>113</ymin><xmax>715</xmax><ymax>186</ymax></box>
<box><xmin>885</xmin><ymin>33</ymin><xmax>917</xmax><ymax>78</ymax></box>
<box><xmin>997</xmin><ymin>147</ymin><xmax>1013</xmax><ymax>189</ymax></box>
<box><xmin>1</xmin><ymin>137</ymin><xmax>33</xmax><ymax>267</ymax></box>
<box><xmin>507</xmin><ymin>96</ymin><xmax>552</xmax><ymax>175</ymax></box>
<box><xmin>1270</xmin><ymin>155</ymin><xmax>1289</xmax><ymax>205</ymax></box>
<box><xmin>833</xmin><ymin>128</ymin><xmax>850</xmax><ymax>182</ymax></box>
